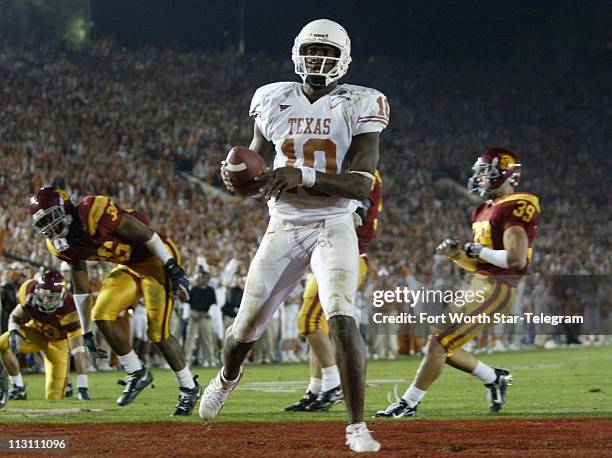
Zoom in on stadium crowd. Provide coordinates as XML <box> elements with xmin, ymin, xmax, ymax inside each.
<box><xmin>1</xmin><ymin>43</ymin><xmax>610</xmax><ymax>365</ymax></box>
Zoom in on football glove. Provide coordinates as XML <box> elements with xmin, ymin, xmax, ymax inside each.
<box><xmin>9</xmin><ymin>330</ymin><xmax>29</xmax><ymax>355</ymax></box>
<box><xmin>464</xmin><ymin>243</ymin><xmax>485</xmax><ymax>259</ymax></box>
<box><xmin>436</xmin><ymin>238</ymin><xmax>461</xmax><ymax>258</ymax></box>
<box><xmin>220</xmin><ymin>161</ymin><xmax>236</xmax><ymax>192</ymax></box>
<box><xmin>83</xmin><ymin>331</ymin><xmax>109</xmax><ymax>359</ymax></box>
<box><xmin>164</xmin><ymin>259</ymin><xmax>191</xmax><ymax>301</ymax></box>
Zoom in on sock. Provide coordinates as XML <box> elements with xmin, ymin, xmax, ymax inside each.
<box><xmin>472</xmin><ymin>361</ymin><xmax>496</xmax><ymax>384</ymax></box>
<box><xmin>10</xmin><ymin>374</ymin><xmax>24</xmax><ymax>387</ymax></box>
<box><xmin>321</xmin><ymin>365</ymin><xmax>341</xmax><ymax>391</ymax></box>
<box><xmin>174</xmin><ymin>367</ymin><xmax>196</xmax><ymax>389</ymax></box>
<box><xmin>220</xmin><ymin>367</ymin><xmax>241</xmax><ymax>385</ymax></box>
<box><xmin>307</xmin><ymin>377</ymin><xmax>322</xmax><ymax>394</ymax></box>
<box><xmin>401</xmin><ymin>383</ymin><xmax>426</xmax><ymax>408</ymax></box>
<box><xmin>118</xmin><ymin>350</ymin><xmax>143</xmax><ymax>374</ymax></box>
<box><xmin>77</xmin><ymin>374</ymin><xmax>88</xmax><ymax>389</ymax></box>
<box><xmin>346</xmin><ymin>422</ymin><xmax>366</xmax><ymax>433</ymax></box>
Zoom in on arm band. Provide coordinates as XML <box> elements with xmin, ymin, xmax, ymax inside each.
<box><xmin>8</xmin><ymin>321</ymin><xmax>19</xmax><ymax>332</ymax></box>
<box><xmin>350</xmin><ymin>170</ymin><xmax>375</xmax><ymax>182</ymax></box>
<box><xmin>73</xmin><ymin>293</ymin><xmax>92</xmax><ymax>333</ymax></box>
<box><xmin>71</xmin><ymin>345</ymin><xmax>86</xmax><ymax>356</ymax></box>
<box><xmin>479</xmin><ymin>248</ymin><xmax>509</xmax><ymax>268</ymax></box>
<box><xmin>298</xmin><ymin>167</ymin><xmax>316</xmax><ymax>187</ymax></box>
<box><xmin>145</xmin><ymin>232</ymin><xmax>172</xmax><ymax>265</ymax></box>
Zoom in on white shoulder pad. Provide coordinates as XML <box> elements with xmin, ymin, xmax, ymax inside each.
<box><xmin>344</xmin><ymin>85</ymin><xmax>389</xmax><ymax>135</ymax></box>
<box><xmin>249</xmin><ymin>82</ymin><xmax>300</xmax><ymax>118</ymax></box>
<box><xmin>249</xmin><ymin>82</ymin><xmax>300</xmax><ymax>141</ymax></box>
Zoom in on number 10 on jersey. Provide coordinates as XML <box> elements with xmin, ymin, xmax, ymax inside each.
<box><xmin>280</xmin><ymin>138</ymin><xmax>338</xmax><ymax>196</ymax></box>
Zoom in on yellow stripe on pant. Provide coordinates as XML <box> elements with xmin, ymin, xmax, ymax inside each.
<box><xmin>435</xmin><ymin>275</ymin><xmax>516</xmax><ymax>355</ymax></box>
<box><xmin>91</xmin><ymin>239</ymin><xmax>179</xmax><ymax>343</ymax></box>
<box><xmin>297</xmin><ymin>256</ymin><xmax>368</xmax><ymax>335</ymax></box>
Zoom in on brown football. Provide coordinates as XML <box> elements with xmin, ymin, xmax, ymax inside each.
<box><xmin>225</xmin><ymin>146</ymin><xmax>267</xmax><ymax>196</ymax></box>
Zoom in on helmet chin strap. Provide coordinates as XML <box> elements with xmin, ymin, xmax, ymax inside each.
<box><xmin>305</xmin><ymin>75</ymin><xmax>327</xmax><ymax>88</ymax></box>
<box><xmin>58</xmin><ymin>213</ymin><xmax>74</xmax><ymax>238</ymax></box>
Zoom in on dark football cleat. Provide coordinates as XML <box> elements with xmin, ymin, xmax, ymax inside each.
<box><xmin>283</xmin><ymin>390</ymin><xmax>318</xmax><ymax>412</ymax></box>
<box><xmin>374</xmin><ymin>398</ymin><xmax>418</xmax><ymax>418</ymax></box>
<box><xmin>485</xmin><ymin>368</ymin><xmax>513</xmax><ymax>413</ymax></box>
<box><xmin>305</xmin><ymin>385</ymin><xmax>343</xmax><ymax>411</ymax></box>
<box><xmin>172</xmin><ymin>376</ymin><xmax>202</xmax><ymax>416</ymax></box>
<box><xmin>77</xmin><ymin>387</ymin><xmax>92</xmax><ymax>401</ymax></box>
<box><xmin>117</xmin><ymin>367</ymin><xmax>153</xmax><ymax>406</ymax></box>
<box><xmin>65</xmin><ymin>379</ymin><xmax>73</xmax><ymax>398</ymax></box>
<box><xmin>8</xmin><ymin>385</ymin><xmax>27</xmax><ymax>401</ymax></box>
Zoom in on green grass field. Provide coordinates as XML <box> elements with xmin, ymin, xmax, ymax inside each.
<box><xmin>1</xmin><ymin>346</ymin><xmax>610</xmax><ymax>425</ymax></box>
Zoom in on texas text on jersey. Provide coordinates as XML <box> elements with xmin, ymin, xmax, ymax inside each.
<box><xmin>249</xmin><ymin>82</ymin><xmax>389</xmax><ymax>222</ymax></box>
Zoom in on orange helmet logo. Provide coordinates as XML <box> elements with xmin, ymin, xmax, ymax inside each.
<box><xmin>54</xmin><ymin>188</ymin><xmax>70</xmax><ymax>201</ymax></box>
<box><xmin>497</xmin><ymin>152</ymin><xmax>517</xmax><ymax>172</ymax></box>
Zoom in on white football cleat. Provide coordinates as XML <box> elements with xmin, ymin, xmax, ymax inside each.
<box><xmin>199</xmin><ymin>367</ymin><xmax>242</xmax><ymax>420</ymax></box>
<box><xmin>345</xmin><ymin>422</ymin><xmax>381</xmax><ymax>453</ymax></box>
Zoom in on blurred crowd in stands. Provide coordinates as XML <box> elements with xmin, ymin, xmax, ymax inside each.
<box><xmin>1</xmin><ymin>42</ymin><xmax>610</xmax><ymax>369</ymax></box>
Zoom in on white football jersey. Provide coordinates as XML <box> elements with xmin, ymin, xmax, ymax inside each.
<box><xmin>249</xmin><ymin>82</ymin><xmax>389</xmax><ymax>223</ymax></box>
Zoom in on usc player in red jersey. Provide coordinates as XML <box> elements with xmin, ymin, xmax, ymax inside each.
<box><xmin>285</xmin><ymin>170</ymin><xmax>382</xmax><ymax>412</ymax></box>
<box><xmin>28</xmin><ymin>187</ymin><xmax>201</xmax><ymax>416</ymax></box>
<box><xmin>376</xmin><ymin>148</ymin><xmax>540</xmax><ymax>418</ymax></box>
<box><xmin>0</xmin><ymin>271</ymin><xmax>90</xmax><ymax>401</ymax></box>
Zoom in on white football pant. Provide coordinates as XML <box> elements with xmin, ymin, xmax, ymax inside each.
<box><xmin>232</xmin><ymin>213</ymin><xmax>359</xmax><ymax>342</ymax></box>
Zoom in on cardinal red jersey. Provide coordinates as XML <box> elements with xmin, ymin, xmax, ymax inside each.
<box><xmin>46</xmin><ymin>195</ymin><xmax>163</xmax><ymax>266</ymax></box>
<box><xmin>471</xmin><ymin>192</ymin><xmax>540</xmax><ymax>285</ymax></box>
<box><xmin>17</xmin><ymin>279</ymin><xmax>81</xmax><ymax>341</ymax></box>
<box><xmin>356</xmin><ymin>170</ymin><xmax>383</xmax><ymax>255</ymax></box>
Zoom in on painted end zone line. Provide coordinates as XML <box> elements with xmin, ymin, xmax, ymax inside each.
<box><xmin>0</xmin><ymin>407</ymin><xmax>106</xmax><ymax>417</ymax></box>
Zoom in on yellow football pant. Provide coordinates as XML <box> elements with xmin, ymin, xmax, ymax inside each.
<box><xmin>92</xmin><ymin>240</ymin><xmax>179</xmax><ymax>343</ymax></box>
<box><xmin>297</xmin><ymin>256</ymin><xmax>368</xmax><ymax>335</ymax></box>
<box><xmin>435</xmin><ymin>275</ymin><xmax>516</xmax><ymax>355</ymax></box>
<box><xmin>0</xmin><ymin>325</ymin><xmax>69</xmax><ymax>400</ymax></box>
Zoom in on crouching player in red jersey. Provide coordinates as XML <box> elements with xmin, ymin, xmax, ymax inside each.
<box><xmin>0</xmin><ymin>271</ymin><xmax>90</xmax><ymax>401</ymax></box>
<box><xmin>28</xmin><ymin>187</ymin><xmax>200</xmax><ymax>416</ymax></box>
<box><xmin>376</xmin><ymin>148</ymin><xmax>539</xmax><ymax>418</ymax></box>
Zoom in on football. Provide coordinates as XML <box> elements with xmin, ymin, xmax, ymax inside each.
<box><xmin>225</xmin><ymin>146</ymin><xmax>268</xmax><ymax>196</ymax></box>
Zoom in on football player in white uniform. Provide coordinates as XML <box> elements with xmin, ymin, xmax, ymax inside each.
<box><xmin>201</xmin><ymin>19</ymin><xmax>389</xmax><ymax>453</ymax></box>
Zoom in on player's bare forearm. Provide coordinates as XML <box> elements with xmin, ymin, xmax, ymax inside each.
<box><xmin>503</xmin><ymin>225</ymin><xmax>529</xmax><ymax>269</ymax></box>
<box><xmin>71</xmin><ymin>261</ymin><xmax>91</xmax><ymax>294</ymax></box>
<box><xmin>71</xmin><ymin>261</ymin><xmax>94</xmax><ymax>332</ymax></box>
<box><xmin>312</xmin><ymin>172</ymin><xmax>372</xmax><ymax>200</ymax></box>
<box><xmin>68</xmin><ymin>335</ymin><xmax>84</xmax><ymax>351</ymax></box>
<box><xmin>9</xmin><ymin>305</ymin><xmax>30</xmax><ymax>326</ymax></box>
<box><xmin>312</xmin><ymin>132</ymin><xmax>379</xmax><ymax>199</ymax></box>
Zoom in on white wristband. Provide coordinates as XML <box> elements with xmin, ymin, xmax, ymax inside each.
<box><xmin>479</xmin><ymin>248</ymin><xmax>509</xmax><ymax>269</ymax></box>
<box><xmin>350</xmin><ymin>170</ymin><xmax>375</xmax><ymax>182</ymax></box>
<box><xmin>73</xmin><ymin>293</ymin><xmax>92</xmax><ymax>334</ymax></box>
<box><xmin>145</xmin><ymin>232</ymin><xmax>172</xmax><ymax>265</ymax></box>
<box><xmin>8</xmin><ymin>321</ymin><xmax>20</xmax><ymax>332</ymax></box>
<box><xmin>299</xmin><ymin>167</ymin><xmax>316</xmax><ymax>188</ymax></box>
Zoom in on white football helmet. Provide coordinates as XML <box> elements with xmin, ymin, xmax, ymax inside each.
<box><xmin>292</xmin><ymin>19</ymin><xmax>351</xmax><ymax>87</ymax></box>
